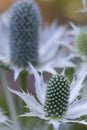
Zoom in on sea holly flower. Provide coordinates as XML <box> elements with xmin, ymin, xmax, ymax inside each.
<box><xmin>9</xmin><ymin>0</ymin><xmax>40</xmax><ymax>67</ymax></box>
<box><xmin>0</xmin><ymin>0</ymin><xmax>75</xmax><ymax>80</ymax></box>
<box><xmin>74</xmin><ymin>32</ymin><xmax>87</xmax><ymax>78</ymax></box>
<box><xmin>9</xmin><ymin>64</ymin><xmax>87</xmax><ymax>130</ymax></box>
<box><xmin>64</xmin><ymin>22</ymin><xmax>87</xmax><ymax>78</ymax></box>
<box><xmin>71</xmin><ymin>0</ymin><xmax>87</xmax><ymax>79</ymax></box>
<box><xmin>0</xmin><ymin>0</ymin><xmax>40</xmax><ymax>79</ymax></box>
<box><xmin>62</xmin><ymin>4</ymin><xmax>87</xmax><ymax>79</ymax></box>
<box><xmin>77</xmin><ymin>33</ymin><xmax>87</xmax><ymax>56</ymax></box>
<box><xmin>72</xmin><ymin>32</ymin><xmax>87</xmax><ymax>101</ymax></box>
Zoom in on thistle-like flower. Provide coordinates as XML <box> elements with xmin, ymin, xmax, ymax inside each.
<box><xmin>64</xmin><ymin>22</ymin><xmax>87</xmax><ymax>79</ymax></box>
<box><xmin>75</xmin><ymin>32</ymin><xmax>87</xmax><ymax>78</ymax></box>
<box><xmin>77</xmin><ymin>33</ymin><xmax>87</xmax><ymax>56</ymax></box>
<box><xmin>0</xmin><ymin>0</ymin><xmax>75</xmax><ymax>80</ymax></box>
<box><xmin>9</xmin><ymin>0</ymin><xmax>40</xmax><ymax>67</ymax></box>
<box><xmin>9</xmin><ymin>64</ymin><xmax>87</xmax><ymax>130</ymax></box>
<box><xmin>72</xmin><ymin>0</ymin><xmax>87</xmax><ymax>80</ymax></box>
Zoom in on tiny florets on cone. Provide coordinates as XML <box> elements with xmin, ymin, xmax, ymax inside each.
<box><xmin>44</xmin><ymin>74</ymin><xmax>70</xmax><ymax>119</ymax></box>
<box><xmin>77</xmin><ymin>33</ymin><xmax>87</xmax><ymax>56</ymax></box>
<box><xmin>9</xmin><ymin>0</ymin><xmax>41</xmax><ymax>67</ymax></box>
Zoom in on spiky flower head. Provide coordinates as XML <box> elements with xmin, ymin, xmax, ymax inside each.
<box><xmin>9</xmin><ymin>0</ymin><xmax>41</xmax><ymax>67</ymax></box>
<box><xmin>77</xmin><ymin>33</ymin><xmax>87</xmax><ymax>56</ymax></box>
<box><xmin>9</xmin><ymin>65</ymin><xmax>87</xmax><ymax>129</ymax></box>
<box><xmin>44</xmin><ymin>74</ymin><xmax>70</xmax><ymax>119</ymax></box>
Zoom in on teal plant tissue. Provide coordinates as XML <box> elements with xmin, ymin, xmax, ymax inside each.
<box><xmin>44</xmin><ymin>74</ymin><xmax>70</xmax><ymax>119</ymax></box>
<box><xmin>9</xmin><ymin>0</ymin><xmax>41</xmax><ymax>67</ymax></box>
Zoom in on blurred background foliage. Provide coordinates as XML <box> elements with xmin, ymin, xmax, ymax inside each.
<box><xmin>0</xmin><ymin>0</ymin><xmax>87</xmax><ymax>130</ymax></box>
<box><xmin>0</xmin><ymin>0</ymin><xmax>87</xmax><ymax>24</ymax></box>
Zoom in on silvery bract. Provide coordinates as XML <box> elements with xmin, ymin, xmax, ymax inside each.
<box><xmin>65</xmin><ymin>22</ymin><xmax>87</xmax><ymax>79</ymax></box>
<box><xmin>9</xmin><ymin>64</ymin><xmax>87</xmax><ymax>130</ymax></box>
<box><xmin>70</xmin><ymin>26</ymin><xmax>87</xmax><ymax>78</ymax></box>
<box><xmin>74</xmin><ymin>0</ymin><xmax>87</xmax><ymax>79</ymax></box>
<box><xmin>0</xmin><ymin>109</ymin><xmax>10</xmax><ymax>127</ymax></box>
<box><xmin>0</xmin><ymin>0</ymin><xmax>76</xmax><ymax>80</ymax></box>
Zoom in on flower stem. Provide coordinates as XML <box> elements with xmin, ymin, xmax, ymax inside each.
<box><xmin>19</xmin><ymin>70</ymin><xmax>28</xmax><ymax>91</ymax></box>
<box><xmin>18</xmin><ymin>70</ymin><xmax>28</xmax><ymax>114</ymax></box>
<box><xmin>0</xmin><ymin>68</ymin><xmax>21</xmax><ymax>130</ymax></box>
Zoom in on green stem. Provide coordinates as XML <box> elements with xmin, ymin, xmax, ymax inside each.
<box><xmin>0</xmin><ymin>69</ymin><xmax>21</xmax><ymax>130</ymax></box>
<box><xmin>18</xmin><ymin>70</ymin><xmax>28</xmax><ymax>114</ymax></box>
<box><xmin>19</xmin><ymin>70</ymin><xmax>28</xmax><ymax>91</ymax></box>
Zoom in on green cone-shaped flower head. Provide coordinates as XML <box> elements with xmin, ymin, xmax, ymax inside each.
<box><xmin>9</xmin><ymin>0</ymin><xmax>41</xmax><ymax>67</ymax></box>
<box><xmin>44</xmin><ymin>74</ymin><xmax>70</xmax><ymax>119</ymax></box>
<box><xmin>77</xmin><ymin>33</ymin><xmax>87</xmax><ymax>56</ymax></box>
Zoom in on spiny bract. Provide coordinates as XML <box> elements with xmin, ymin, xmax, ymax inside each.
<box><xmin>77</xmin><ymin>33</ymin><xmax>87</xmax><ymax>56</ymax></box>
<box><xmin>44</xmin><ymin>74</ymin><xmax>70</xmax><ymax>119</ymax></box>
<box><xmin>9</xmin><ymin>0</ymin><xmax>41</xmax><ymax>67</ymax></box>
